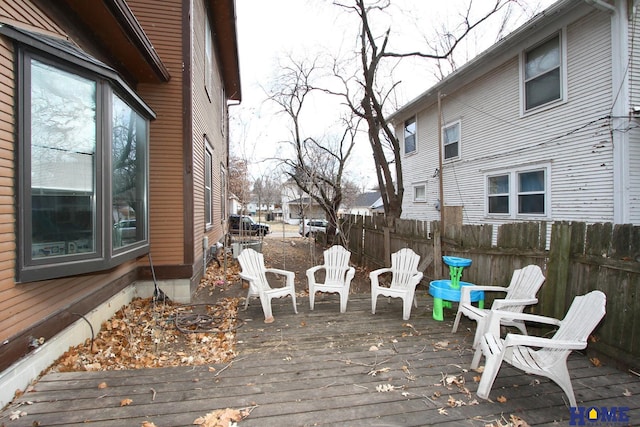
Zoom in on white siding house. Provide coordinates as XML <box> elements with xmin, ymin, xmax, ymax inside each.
<box><xmin>390</xmin><ymin>0</ymin><xmax>639</xmax><ymax>232</ymax></box>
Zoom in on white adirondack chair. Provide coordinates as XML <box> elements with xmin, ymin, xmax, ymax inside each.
<box><xmin>370</xmin><ymin>248</ymin><xmax>423</xmax><ymax>320</ymax></box>
<box><xmin>307</xmin><ymin>245</ymin><xmax>355</xmax><ymax>313</ymax></box>
<box><xmin>237</xmin><ymin>248</ymin><xmax>297</xmax><ymax>323</ymax></box>
<box><xmin>472</xmin><ymin>290</ymin><xmax>606</xmax><ymax>407</ymax></box>
<box><xmin>452</xmin><ymin>264</ymin><xmax>545</xmax><ymax>348</ymax></box>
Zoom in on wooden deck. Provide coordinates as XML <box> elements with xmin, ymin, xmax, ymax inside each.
<box><xmin>2</xmin><ymin>294</ymin><xmax>639</xmax><ymax>426</ymax></box>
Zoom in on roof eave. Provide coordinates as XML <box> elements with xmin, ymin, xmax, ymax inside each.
<box><xmin>388</xmin><ymin>0</ymin><xmax>587</xmax><ymax>123</ymax></box>
<box><xmin>210</xmin><ymin>0</ymin><xmax>242</xmax><ymax>102</ymax></box>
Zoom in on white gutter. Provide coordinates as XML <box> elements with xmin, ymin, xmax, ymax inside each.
<box><xmin>585</xmin><ymin>0</ymin><xmax>616</xmax><ymax>13</ymax></box>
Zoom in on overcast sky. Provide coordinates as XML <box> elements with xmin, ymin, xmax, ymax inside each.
<box><xmin>232</xmin><ymin>0</ymin><xmax>557</xmax><ymax>189</ymax></box>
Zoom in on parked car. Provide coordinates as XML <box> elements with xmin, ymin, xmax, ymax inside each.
<box><xmin>299</xmin><ymin>219</ymin><xmax>330</xmax><ymax>237</ymax></box>
<box><xmin>114</xmin><ymin>219</ymin><xmax>137</xmax><ymax>242</ymax></box>
<box><xmin>229</xmin><ymin>214</ymin><xmax>270</xmax><ymax>236</ymax></box>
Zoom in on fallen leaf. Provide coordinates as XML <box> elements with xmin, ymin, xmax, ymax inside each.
<box><xmin>193</xmin><ymin>408</ymin><xmax>247</xmax><ymax>426</ymax></box>
<box><xmin>438</xmin><ymin>407</ymin><xmax>448</xmax><ymax>415</ymax></box>
<box><xmin>473</xmin><ymin>375</ymin><xmax>482</xmax><ymax>382</ymax></box>
<box><xmin>590</xmin><ymin>357</ymin><xmax>601</xmax><ymax>367</ymax></box>
<box><xmin>623</xmin><ymin>388</ymin><xmax>632</xmax><ymax>397</ymax></box>
<box><xmin>509</xmin><ymin>414</ymin><xmax>531</xmax><ymax>426</ymax></box>
<box><xmin>141</xmin><ymin>422</ymin><xmax>157</xmax><ymax>427</ymax></box>
<box><xmin>98</xmin><ymin>382</ymin><xmax>108</xmax><ymax>389</ymax></box>
<box><xmin>434</xmin><ymin>341</ymin><xmax>449</xmax><ymax>350</ymax></box>
<box><xmin>496</xmin><ymin>395</ymin><xmax>507</xmax><ymax>403</ymax></box>
<box><xmin>9</xmin><ymin>410</ymin><xmax>27</xmax><ymax>420</ymax></box>
<box><xmin>120</xmin><ymin>398</ymin><xmax>133</xmax><ymax>406</ymax></box>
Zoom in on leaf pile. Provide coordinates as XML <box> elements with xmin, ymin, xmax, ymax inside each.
<box><xmin>49</xmin><ymin>296</ymin><xmax>241</xmax><ymax>372</ymax></box>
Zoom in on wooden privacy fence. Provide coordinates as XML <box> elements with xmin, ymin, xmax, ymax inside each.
<box><xmin>339</xmin><ymin>215</ymin><xmax>640</xmax><ymax>371</ymax></box>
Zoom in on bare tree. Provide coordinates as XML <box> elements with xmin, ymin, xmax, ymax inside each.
<box><xmin>228</xmin><ymin>155</ymin><xmax>251</xmax><ymax>213</ymax></box>
<box><xmin>253</xmin><ymin>172</ymin><xmax>281</xmax><ymax>220</ymax></box>
<box><xmin>267</xmin><ymin>56</ymin><xmax>359</xmax><ymax>243</ymax></box>
<box><xmin>333</xmin><ymin>0</ymin><xmax>519</xmax><ymax>220</ymax></box>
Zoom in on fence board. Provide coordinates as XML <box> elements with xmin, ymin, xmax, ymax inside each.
<box><xmin>339</xmin><ymin>216</ymin><xmax>639</xmax><ymax>371</ymax></box>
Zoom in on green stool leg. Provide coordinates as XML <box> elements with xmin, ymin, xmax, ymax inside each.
<box><xmin>433</xmin><ymin>297</ymin><xmax>444</xmax><ymax>321</ymax></box>
<box><xmin>443</xmin><ymin>301</ymin><xmax>452</xmax><ymax>309</ymax></box>
<box><xmin>479</xmin><ymin>299</ymin><xmax>484</xmax><ymax>309</ymax></box>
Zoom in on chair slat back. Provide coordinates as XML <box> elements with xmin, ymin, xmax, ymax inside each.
<box><xmin>324</xmin><ymin>245</ymin><xmax>351</xmax><ymax>284</ymax></box>
<box><xmin>238</xmin><ymin>248</ymin><xmax>270</xmax><ymax>291</ymax></box>
<box><xmin>538</xmin><ymin>290</ymin><xmax>606</xmax><ymax>364</ymax></box>
<box><xmin>390</xmin><ymin>248</ymin><xmax>420</xmax><ymax>290</ymax></box>
<box><xmin>498</xmin><ymin>265</ymin><xmax>546</xmax><ymax>312</ymax></box>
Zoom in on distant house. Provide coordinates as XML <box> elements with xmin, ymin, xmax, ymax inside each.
<box><xmin>0</xmin><ymin>0</ymin><xmax>240</xmax><ymax>407</ymax></box>
<box><xmin>346</xmin><ymin>191</ymin><xmax>382</xmax><ymax>216</ymax></box>
<box><xmin>389</xmin><ymin>0</ymin><xmax>638</xmax><ymax>235</ymax></box>
<box><xmin>280</xmin><ymin>178</ymin><xmax>325</xmax><ymax>224</ymax></box>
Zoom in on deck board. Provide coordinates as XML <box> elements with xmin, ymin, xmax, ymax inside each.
<box><xmin>1</xmin><ymin>294</ymin><xmax>638</xmax><ymax>426</ymax></box>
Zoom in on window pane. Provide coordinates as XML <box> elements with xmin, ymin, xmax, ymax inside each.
<box><xmin>525</xmin><ymin>68</ymin><xmax>560</xmax><ymax>109</ymax></box>
<box><xmin>112</xmin><ymin>94</ymin><xmax>147</xmax><ymax>248</ymax></box>
<box><xmin>519</xmin><ymin>194</ymin><xmax>545</xmax><ymax>214</ymax></box>
<box><xmin>443</xmin><ymin>124</ymin><xmax>459</xmax><ymax>144</ymax></box>
<box><xmin>414</xmin><ymin>185</ymin><xmax>425</xmax><ymax>201</ymax></box>
<box><xmin>31</xmin><ymin>60</ymin><xmax>96</xmax><ymax>258</ymax></box>
<box><xmin>444</xmin><ymin>141</ymin><xmax>458</xmax><ymax>159</ymax></box>
<box><xmin>443</xmin><ymin>123</ymin><xmax>459</xmax><ymax>159</ymax></box>
<box><xmin>489</xmin><ymin>175</ymin><xmax>509</xmax><ymax>195</ymax></box>
<box><xmin>525</xmin><ymin>36</ymin><xmax>560</xmax><ymax>79</ymax></box>
<box><xmin>489</xmin><ymin>195</ymin><xmax>509</xmax><ymax>213</ymax></box>
<box><xmin>519</xmin><ymin>170</ymin><xmax>544</xmax><ymax>192</ymax></box>
<box><xmin>404</xmin><ymin>117</ymin><xmax>416</xmax><ymax>154</ymax></box>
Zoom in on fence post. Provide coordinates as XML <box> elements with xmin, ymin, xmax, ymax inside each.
<box><xmin>543</xmin><ymin>221</ymin><xmax>571</xmax><ymax>317</ymax></box>
<box><xmin>433</xmin><ymin>227</ymin><xmax>442</xmax><ymax>279</ymax></box>
<box><xmin>383</xmin><ymin>226</ymin><xmax>391</xmax><ymax>265</ymax></box>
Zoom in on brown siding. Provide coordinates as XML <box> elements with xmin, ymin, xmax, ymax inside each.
<box><xmin>0</xmin><ymin>0</ymin><xmax>65</xmax><ymax>35</ymax></box>
<box><xmin>128</xmin><ymin>0</ymin><xmax>187</xmax><ymax>268</ymax></box>
<box><xmin>129</xmin><ymin>0</ymin><xmax>229</xmax><ymax>280</ymax></box>
<box><xmin>0</xmin><ymin>1</ymin><xmax>141</xmax><ymax>372</ymax></box>
<box><xmin>193</xmin><ymin>0</ymin><xmax>228</xmax><ymax>268</ymax></box>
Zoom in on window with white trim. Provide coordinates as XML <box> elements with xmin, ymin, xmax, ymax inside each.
<box><xmin>486</xmin><ymin>166</ymin><xmax>548</xmax><ymax>217</ymax></box>
<box><xmin>204</xmin><ymin>139</ymin><xmax>213</xmax><ymax>226</ymax></box>
<box><xmin>404</xmin><ymin>116</ymin><xmax>416</xmax><ymax>154</ymax></box>
<box><xmin>523</xmin><ymin>33</ymin><xmax>563</xmax><ymax>111</ymax></box>
<box><xmin>442</xmin><ymin>121</ymin><xmax>460</xmax><ymax>160</ymax></box>
<box><xmin>413</xmin><ymin>183</ymin><xmax>426</xmax><ymax>202</ymax></box>
<box><xmin>5</xmin><ymin>26</ymin><xmax>153</xmax><ymax>282</ymax></box>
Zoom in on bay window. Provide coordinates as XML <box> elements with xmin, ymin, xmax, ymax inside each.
<box><xmin>7</xmin><ymin>26</ymin><xmax>154</xmax><ymax>282</ymax></box>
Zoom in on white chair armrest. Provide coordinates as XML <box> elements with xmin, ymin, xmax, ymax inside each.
<box><xmin>492</xmin><ymin>298</ymin><xmax>538</xmax><ymax>310</ymax></box>
<box><xmin>265</xmin><ymin>267</ymin><xmax>293</xmax><ymax>276</ymax></box>
<box><xmin>239</xmin><ymin>272</ymin><xmax>256</xmax><ymax>283</ymax></box>
<box><xmin>265</xmin><ymin>268</ymin><xmax>295</xmax><ymax>286</ymax></box>
<box><xmin>369</xmin><ymin>267</ymin><xmax>392</xmax><ymax>278</ymax></box>
<box><xmin>503</xmin><ymin>333</ymin><xmax>587</xmax><ymax>351</ymax></box>
<box><xmin>485</xmin><ymin>309</ymin><xmax>562</xmax><ymax>337</ymax></box>
<box><xmin>410</xmin><ymin>272</ymin><xmax>424</xmax><ymax>287</ymax></box>
<box><xmin>460</xmin><ymin>284</ymin><xmax>500</xmax><ymax>304</ymax></box>
<box><xmin>346</xmin><ymin>266</ymin><xmax>356</xmax><ymax>282</ymax></box>
<box><xmin>307</xmin><ymin>265</ymin><xmax>325</xmax><ymax>276</ymax></box>
<box><xmin>306</xmin><ymin>265</ymin><xmax>324</xmax><ymax>278</ymax></box>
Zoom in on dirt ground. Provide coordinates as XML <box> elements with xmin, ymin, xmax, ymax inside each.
<box><xmin>193</xmin><ymin>233</ymin><xmax>372</xmax><ymax>304</ymax></box>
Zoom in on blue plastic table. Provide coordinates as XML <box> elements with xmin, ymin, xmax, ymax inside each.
<box><xmin>429</xmin><ymin>279</ymin><xmax>484</xmax><ymax>321</ymax></box>
<box><xmin>442</xmin><ymin>256</ymin><xmax>472</xmax><ymax>289</ymax></box>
